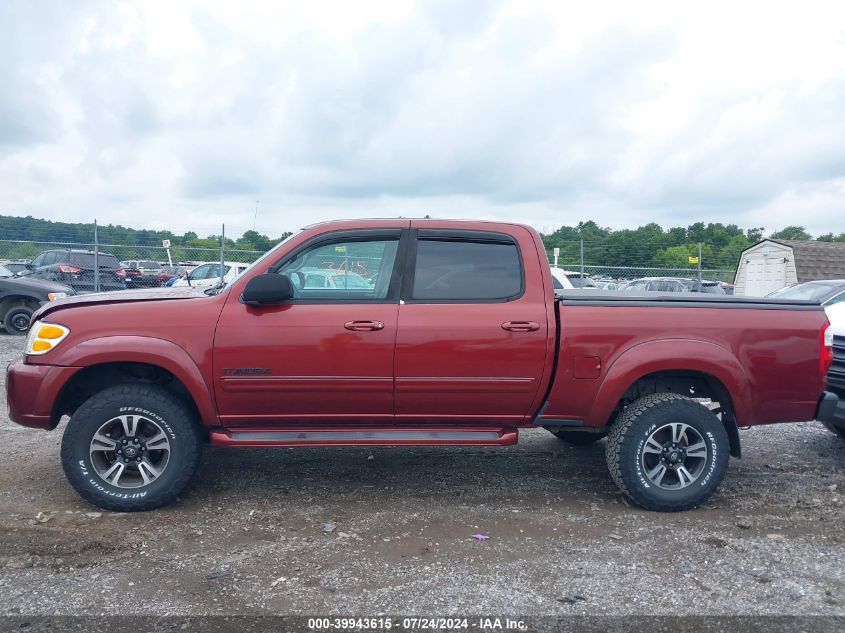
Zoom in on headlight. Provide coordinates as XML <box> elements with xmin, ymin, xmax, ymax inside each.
<box><xmin>25</xmin><ymin>322</ymin><xmax>70</xmax><ymax>355</ymax></box>
<box><xmin>47</xmin><ymin>292</ymin><xmax>68</xmax><ymax>301</ymax></box>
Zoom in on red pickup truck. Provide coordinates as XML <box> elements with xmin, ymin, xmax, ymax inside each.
<box><xmin>6</xmin><ymin>219</ymin><xmax>839</xmax><ymax>513</ymax></box>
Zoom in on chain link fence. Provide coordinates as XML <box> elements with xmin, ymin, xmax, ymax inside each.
<box><xmin>0</xmin><ymin>237</ymin><xmax>263</xmax><ymax>291</ymax></box>
<box><xmin>0</xmin><ymin>234</ymin><xmax>738</xmax><ymax>293</ymax></box>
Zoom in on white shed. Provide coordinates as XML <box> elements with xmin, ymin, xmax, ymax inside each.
<box><xmin>734</xmin><ymin>239</ymin><xmax>845</xmax><ymax>296</ymax></box>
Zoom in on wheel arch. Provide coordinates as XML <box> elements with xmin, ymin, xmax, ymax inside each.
<box><xmin>0</xmin><ymin>294</ymin><xmax>42</xmax><ymax>318</ymax></box>
<box><xmin>590</xmin><ymin>340</ymin><xmax>751</xmax><ymax>458</ymax></box>
<box><xmin>47</xmin><ymin>336</ymin><xmax>218</xmax><ymax>429</ymax></box>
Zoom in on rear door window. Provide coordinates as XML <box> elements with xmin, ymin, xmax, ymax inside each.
<box><xmin>410</xmin><ymin>234</ymin><xmax>523</xmax><ymax>301</ymax></box>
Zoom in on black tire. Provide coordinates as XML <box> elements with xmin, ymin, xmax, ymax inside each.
<box><xmin>4</xmin><ymin>305</ymin><xmax>34</xmax><ymax>335</ymax></box>
<box><xmin>549</xmin><ymin>429</ymin><xmax>606</xmax><ymax>445</ymax></box>
<box><xmin>606</xmin><ymin>393</ymin><xmax>730</xmax><ymax>512</ymax></box>
<box><xmin>60</xmin><ymin>384</ymin><xmax>204</xmax><ymax>512</ymax></box>
<box><xmin>822</xmin><ymin>421</ymin><xmax>845</xmax><ymax>441</ymax></box>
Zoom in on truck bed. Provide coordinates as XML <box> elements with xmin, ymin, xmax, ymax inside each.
<box><xmin>543</xmin><ymin>290</ymin><xmax>828</xmax><ymax>430</ymax></box>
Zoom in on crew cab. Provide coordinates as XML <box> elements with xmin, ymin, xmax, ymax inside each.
<box><xmin>5</xmin><ymin>219</ymin><xmax>838</xmax><ymax>512</ymax></box>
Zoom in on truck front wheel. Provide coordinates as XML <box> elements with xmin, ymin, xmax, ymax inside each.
<box><xmin>606</xmin><ymin>393</ymin><xmax>729</xmax><ymax>512</ymax></box>
<box><xmin>60</xmin><ymin>385</ymin><xmax>204</xmax><ymax>512</ymax></box>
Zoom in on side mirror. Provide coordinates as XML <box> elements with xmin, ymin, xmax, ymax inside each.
<box><xmin>241</xmin><ymin>273</ymin><xmax>294</xmax><ymax>305</ymax></box>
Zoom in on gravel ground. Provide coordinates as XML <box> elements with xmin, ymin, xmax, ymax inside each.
<box><xmin>1</xmin><ymin>333</ymin><xmax>844</xmax><ymax>618</ymax></box>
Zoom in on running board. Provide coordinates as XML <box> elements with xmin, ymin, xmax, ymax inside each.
<box><xmin>209</xmin><ymin>427</ymin><xmax>519</xmax><ymax>448</ymax></box>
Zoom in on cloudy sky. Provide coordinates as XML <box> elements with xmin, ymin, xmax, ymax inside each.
<box><xmin>2</xmin><ymin>0</ymin><xmax>845</xmax><ymax>238</ymax></box>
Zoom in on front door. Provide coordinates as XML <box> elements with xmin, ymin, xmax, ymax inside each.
<box><xmin>213</xmin><ymin>229</ymin><xmax>405</xmax><ymax>427</ymax></box>
<box><xmin>394</xmin><ymin>226</ymin><xmax>550</xmax><ymax>426</ymax></box>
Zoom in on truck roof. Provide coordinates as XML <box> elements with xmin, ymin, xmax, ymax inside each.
<box><xmin>300</xmin><ymin>218</ymin><xmax>535</xmax><ymax>231</ymax></box>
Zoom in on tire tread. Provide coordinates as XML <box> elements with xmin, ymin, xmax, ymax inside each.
<box><xmin>60</xmin><ymin>384</ymin><xmax>203</xmax><ymax>512</ymax></box>
<box><xmin>606</xmin><ymin>393</ymin><xmax>728</xmax><ymax>512</ymax></box>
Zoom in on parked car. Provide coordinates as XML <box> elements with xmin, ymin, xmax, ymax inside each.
<box><xmin>170</xmin><ymin>261</ymin><xmax>249</xmax><ymax>289</ymax></box>
<box><xmin>157</xmin><ymin>265</ymin><xmax>191</xmax><ymax>287</ymax></box>
<box><xmin>291</xmin><ymin>267</ymin><xmax>374</xmax><ymax>290</ymax></box>
<box><xmin>25</xmin><ymin>249</ymin><xmax>126</xmax><ymax>293</ymax></box>
<box><xmin>767</xmin><ymin>280</ymin><xmax>845</xmax><ymax>308</ymax></box>
<box><xmin>563</xmin><ymin>271</ymin><xmax>598</xmax><ymax>288</ymax></box>
<box><xmin>0</xmin><ymin>264</ymin><xmax>74</xmax><ymax>334</ymax></box>
<box><xmin>549</xmin><ymin>268</ymin><xmax>598</xmax><ymax>289</ymax></box>
<box><xmin>823</xmin><ymin>304</ymin><xmax>845</xmax><ymax>440</ymax></box>
<box><xmin>7</xmin><ymin>218</ymin><xmax>837</xmax><ymax>514</ymax></box>
<box><xmin>120</xmin><ymin>260</ymin><xmax>164</xmax><ymax>288</ymax></box>
<box><xmin>622</xmin><ymin>277</ymin><xmax>726</xmax><ymax>294</ymax></box>
<box><xmin>549</xmin><ymin>267</ymin><xmax>575</xmax><ymax>290</ymax></box>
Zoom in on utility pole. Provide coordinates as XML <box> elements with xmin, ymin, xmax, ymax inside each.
<box><xmin>253</xmin><ymin>200</ymin><xmax>259</xmax><ymax>232</ymax></box>
<box><xmin>93</xmin><ymin>220</ymin><xmax>100</xmax><ymax>293</ymax></box>
<box><xmin>580</xmin><ymin>239</ymin><xmax>585</xmax><ymax>276</ymax></box>
<box><xmin>220</xmin><ymin>224</ymin><xmax>226</xmax><ymax>287</ymax></box>
<box><xmin>697</xmin><ymin>242</ymin><xmax>703</xmax><ymax>290</ymax></box>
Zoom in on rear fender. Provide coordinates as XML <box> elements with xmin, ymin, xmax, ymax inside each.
<box><xmin>589</xmin><ymin>339</ymin><xmax>752</xmax><ymax>428</ymax></box>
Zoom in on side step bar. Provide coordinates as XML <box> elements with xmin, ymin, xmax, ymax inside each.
<box><xmin>209</xmin><ymin>427</ymin><xmax>519</xmax><ymax>448</ymax></box>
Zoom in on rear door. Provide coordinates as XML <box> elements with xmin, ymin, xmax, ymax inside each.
<box><xmin>394</xmin><ymin>226</ymin><xmax>550</xmax><ymax>426</ymax></box>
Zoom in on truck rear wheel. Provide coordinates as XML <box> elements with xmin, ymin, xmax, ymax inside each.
<box><xmin>549</xmin><ymin>429</ymin><xmax>606</xmax><ymax>445</ymax></box>
<box><xmin>606</xmin><ymin>393</ymin><xmax>729</xmax><ymax>512</ymax></box>
<box><xmin>60</xmin><ymin>385</ymin><xmax>204</xmax><ymax>512</ymax></box>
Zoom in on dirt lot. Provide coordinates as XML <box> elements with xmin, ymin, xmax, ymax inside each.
<box><xmin>1</xmin><ymin>333</ymin><xmax>844</xmax><ymax>619</ymax></box>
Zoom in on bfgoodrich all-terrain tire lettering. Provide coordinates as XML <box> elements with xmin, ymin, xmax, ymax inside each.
<box><xmin>61</xmin><ymin>384</ymin><xmax>204</xmax><ymax>512</ymax></box>
<box><xmin>606</xmin><ymin>393</ymin><xmax>730</xmax><ymax>512</ymax></box>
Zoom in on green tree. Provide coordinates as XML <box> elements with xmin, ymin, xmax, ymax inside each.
<box><xmin>769</xmin><ymin>226</ymin><xmax>811</xmax><ymax>241</ymax></box>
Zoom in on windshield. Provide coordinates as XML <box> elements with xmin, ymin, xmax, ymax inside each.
<box><xmin>0</xmin><ymin>264</ymin><xmax>13</xmax><ymax>277</ymax></box>
<box><xmin>768</xmin><ymin>282</ymin><xmax>843</xmax><ymax>302</ymax></box>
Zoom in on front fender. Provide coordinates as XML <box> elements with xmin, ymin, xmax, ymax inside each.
<box><xmin>588</xmin><ymin>338</ymin><xmax>752</xmax><ymax>427</ymax></box>
<box><xmin>39</xmin><ymin>335</ymin><xmax>219</xmax><ymax>426</ymax></box>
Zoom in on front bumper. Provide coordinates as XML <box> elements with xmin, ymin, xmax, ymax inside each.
<box><xmin>816</xmin><ymin>391</ymin><xmax>841</xmax><ymax>424</ymax></box>
<box><xmin>5</xmin><ymin>358</ymin><xmax>81</xmax><ymax>429</ymax></box>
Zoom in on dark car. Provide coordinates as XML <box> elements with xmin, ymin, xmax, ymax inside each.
<box><xmin>0</xmin><ymin>264</ymin><xmax>74</xmax><ymax>334</ymax></box>
<box><xmin>26</xmin><ymin>249</ymin><xmax>126</xmax><ymax>293</ymax></box>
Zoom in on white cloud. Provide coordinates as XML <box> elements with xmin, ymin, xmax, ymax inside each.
<box><xmin>1</xmin><ymin>0</ymin><xmax>845</xmax><ymax>238</ymax></box>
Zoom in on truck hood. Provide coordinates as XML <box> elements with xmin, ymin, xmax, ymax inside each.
<box><xmin>33</xmin><ymin>286</ymin><xmax>210</xmax><ymax>321</ymax></box>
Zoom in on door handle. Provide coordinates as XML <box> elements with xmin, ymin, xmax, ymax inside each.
<box><xmin>344</xmin><ymin>320</ymin><xmax>385</xmax><ymax>332</ymax></box>
<box><xmin>502</xmin><ymin>321</ymin><xmax>540</xmax><ymax>332</ymax></box>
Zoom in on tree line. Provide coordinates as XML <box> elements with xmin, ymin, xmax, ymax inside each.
<box><xmin>541</xmin><ymin>222</ymin><xmax>842</xmax><ymax>270</ymax></box>
<box><xmin>0</xmin><ymin>215</ymin><xmax>292</xmax><ymax>253</ymax></box>
<box><xmin>1</xmin><ymin>213</ymin><xmax>842</xmax><ymax>270</ymax></box>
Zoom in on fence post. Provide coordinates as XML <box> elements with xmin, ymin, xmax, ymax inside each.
<box><xmin>580</xmin><ymin>239</ymin><xmax>584</xmax><ymax>276</ymax></box>
<box><xmin>219</xmin><ymin>224</ymin><xmax>225</xmax><ymax>287</ymax></box>
<box><xmin>697</xmin><ymin>242</ymin><xmax>703</xmax><ymax>289</ymax></box>
<box><xmin>93</xmin><ymin>220</ymin><xmax>100</xmax><ymax>293</ymax></box>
